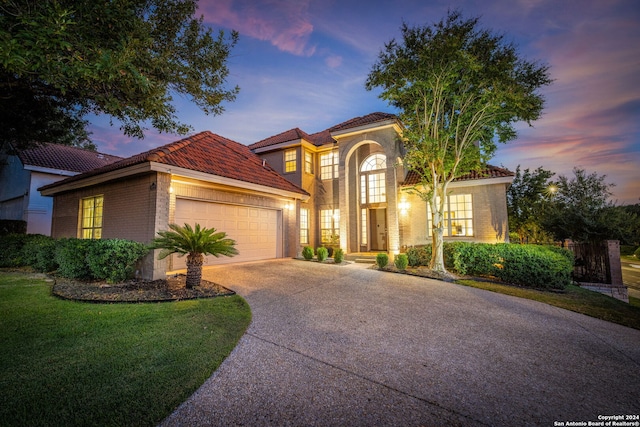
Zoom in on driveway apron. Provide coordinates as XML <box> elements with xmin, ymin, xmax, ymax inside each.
<box><xmin>160</xmin><ymin>260</ymin><xmax>640</xmax><ymax>426</ymax></box>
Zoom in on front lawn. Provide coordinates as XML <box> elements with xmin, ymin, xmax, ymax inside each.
<box><xmin>0</xmin><ymin>272</ymin><xmax>251</xmax><ymax>427</ymax></box>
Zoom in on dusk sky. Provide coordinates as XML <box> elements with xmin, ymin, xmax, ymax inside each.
<box><xmin>88</xmin><ymin>0</ymin><xmax>640</xmax><ymax>204</ymax></box>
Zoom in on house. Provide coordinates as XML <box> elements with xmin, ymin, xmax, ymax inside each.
<box><xmin>39</xmin><ymin>132</ymin><xmax>309</xmax><ymax>279</ymax></box>
<box><xmin>249</xmin><ymin>112</ymin><xmax>514</xmax><ymax>255</ymax></box>
<box><xmin>0</xmin><ymin>144</ymin><xmax>121</xmax><ymax>235</ymax></box>
<box><xmin>39</xmin><ymin>112</ymin><xmax>513</xmax><ymax>280</ymax></box>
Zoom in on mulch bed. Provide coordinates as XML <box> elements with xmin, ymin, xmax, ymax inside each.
<box><xmin>52</xmin><ymin>274</ymin><xmax>235</xmax><ymax>303</ymax></box>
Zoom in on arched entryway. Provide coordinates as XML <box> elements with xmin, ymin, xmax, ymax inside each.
<box><xmin>359</xmin><ymin>153</ymin><xmax>387</xmax><ymax>251</ymax></box>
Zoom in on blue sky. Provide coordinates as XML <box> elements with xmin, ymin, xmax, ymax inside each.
<box><xmin>88</xmin><ymin>0</ymin><xmax>640</xmax><ymax>204</ymax></box>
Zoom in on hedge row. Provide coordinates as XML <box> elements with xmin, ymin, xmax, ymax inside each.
<box><xmin>406</xmin><ymin>243</ymin><xmax>574</xmax><ymax>290</ymax></box>
<box><xmin>0</xmin><ymin>234</ymin><xmax>148</xmax><ymax>283</ymax></box>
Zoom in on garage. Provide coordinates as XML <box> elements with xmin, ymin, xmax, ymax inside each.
<box><xmin>171</xmin><ymin>198</ymin><xmax>281</xmax><ymax>270</ymax></box>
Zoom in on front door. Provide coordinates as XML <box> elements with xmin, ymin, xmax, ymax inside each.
<box><xmin>370</xmin><ymin>208</ymin><xmax>387</xmax><ymax>251</ymax></box>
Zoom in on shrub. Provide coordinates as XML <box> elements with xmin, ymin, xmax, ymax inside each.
<box><xmin>302</xmin><ymin>246</ymin><xmax>314</xmax><ymax>260</ymax></box>
<box><xmin>0</xmin><ymin>220</ymin><xmax>26</xmax><ymax>236</ymax></box>
<box><xmin>394</xmin><ymin>254</ymin><xmax>408</xmax><ymax>270</ymax></box>
<box><xmin>635</xmin><ymin>246</ymin><xmax>640</xmax><ymax>259</ymax></box>
<box><xmin>453</xmin><ymin>243</ymin><xmax>500</xmax><ymax>276</ymax></box>
<box><xmin>333</xmin><ymin>248</ymin><xmax>344</xmax><ymax>264</ymax></box>
<box><xmin>407</xmin><ymin>246</ymin><xmax>430</xmax><ymax>267</ymax></box>
<box><xmin>495</xmin><ymin>244</ymin><xmax>573</xmax><ymax>290</ymax></box>
<box><xmin>316</xmin><ymin>247</ymin><xmax>328</xmax><ymax>262</ymax></box>
<box><xmin>0</xmin><ymin>234</ymin><xmax>29</xmax><ymax>267</ymax></box>
<box><xmin>22</xmin><ymin>235</ymin><xmax>58</xmax><ymax>272</ymax></box>
<box><xmin>376</xmin><ymin>253</ymin><xmax>388</xmax><ymax>269</ymax></box>
<box><xmin>87</xmin><ymin>239</ymin><xmax>148</xmax><ymax>283</ymax></box>
<box><xmin>55</xmin><ymin>238</ymin><xmax>93</xmax><ymax>280</ymax></box>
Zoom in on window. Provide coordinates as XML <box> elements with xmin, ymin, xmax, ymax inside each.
<box><xmin>320</xmin><ymin>151</ymin><xmax>339</xmax><ymax>180</ymax></box>
<box><xmin>320</xmin><ymin>209</ymin><xmax>339</xmax><ymax>244</ymax></box>
<box><xmin>304</xmin><ymin>151</ymin><xmax>313</xmax><ymax>174</ymax></box>
<box><xmin>427</xmin><ymin>194</ymin><xmax>473</xmax><ymax>237</ymax></box>
<box><xmin>285</xmin><ymin>149</ymin><xmax>296</xmax><ymax>173</ymax></box>
<box><xmin>300</xmin><ymin>208</ymin><xmax>309</xmax><ymax>244</ymax></box>
<box><xmin>360</xmin><ymin>153</ymin><xmax>387</xmax><ymax>204</ymax></box>
<box><xmin>80</xmin><ymin>195</ymin><xmax>103</xmax><ymax>239</ymax></box>
<box><xmin>361</xmin><ymin>209</ymin><xmax>368</xmax><ymax>245</ymax></box>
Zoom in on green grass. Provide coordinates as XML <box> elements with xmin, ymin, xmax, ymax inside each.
<box><xmin>0</xmin><ymin>272</ymin><xmax>251</xmax><ymax>427</ymax></box>
<box><xmin>456</xmin><ymin>279</ymin><xmax>640</xmax><ymax>330</ymax></box>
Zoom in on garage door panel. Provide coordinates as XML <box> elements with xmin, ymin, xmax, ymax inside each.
<box><xmin>172</xmin><ymin>199</ymin><xmax>280</xmax><ymax>270</ymax></box>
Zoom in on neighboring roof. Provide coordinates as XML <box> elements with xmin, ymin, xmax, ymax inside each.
<box><xmin>402</xmin><ymin>165</ymin><xmax>515</xmax><ymax>186</ymax></box>
<box><xmin>39</xmin><ymin>131</ymin><xmax>308</xmax><ymax>197</ymax></box>
<box><xmin>18</xmin><ymin>144</ymin><xmax>122</xmax><ymax>173</ymax></box>
<box><xmin>248</xmin><ymin>112</ymin><xmax>398</xmax><ymax>151</ymax></box>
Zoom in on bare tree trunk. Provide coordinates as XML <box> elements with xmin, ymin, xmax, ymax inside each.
<box><xmin>185</xmin><ymin>253</ymin><xmax>203</xmax><ymax>289</ymax></box>
<box><xmin>429</xmin><ymin>185</ymin><xmax>447</xmax><ymax>273</ymax></box>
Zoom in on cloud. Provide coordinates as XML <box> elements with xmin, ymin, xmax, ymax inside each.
<box><xmin>198</xmin><ymin>0</ymin><xmax>316</xmax><ymax>56</ymax></box>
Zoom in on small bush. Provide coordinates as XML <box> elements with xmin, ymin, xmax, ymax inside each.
<box><xmin>0</xmin><ymin>234</ymin><xmax>29</xmax><ymax>267</ymax></box>
<box><xmin>316</xmin><ymin>247</ymin><xmax>328</xmax><ymax>262</ymax></box>
<box><xmin>0</xmin><ymin>220</ymin><xmax>26</xmax><ymax>236</ymax></box>
<box><xmin>22</xmin><ymin>235</ymin><xmax>58</xmax><ymax>272</ymax></box>
<box><xmin>635</xmin><ymin>246</ymin><xmax>640</xmax><ymax>259</ymax></box>
<box><xmin>407</xmin><ymin>246</ymin><xmax>430</xmax><ymax>267</ymax></box>
<box><xmin>394</xmin><ymin>254</ymin><xmax>408</xmax><ymax>270</ymax></box>
<box><xmin>55</xmin><ymin>238</ymin><xmax>93</xmax><ymax>280</ymax></box>
<box><xmin>333</xmin><ymin>248</ymin><xmax>344</xmax><ymax>264</ymax></box>
<box><xmin>376</xmin><ymin>253</ymin><xmax>388</xmax><ymax>269</ymax></box>
<box><xmin>87</xmin><ymin>239</ymin><xmax>148</xmax><ymax>283</ymax></box>
<box><xmin>302</xmin><ymin>246</ymin><xmax>314</xmax><ymax>260</ymax></box>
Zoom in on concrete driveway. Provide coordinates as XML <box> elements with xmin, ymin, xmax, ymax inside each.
<box><xmin>161</xmin><ymin>260</ymin><xmax>640</xmax><ymax>427</ymax></box>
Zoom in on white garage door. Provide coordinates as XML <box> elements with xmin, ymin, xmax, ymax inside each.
<box><xmin>172</xmin><ymin>199</ymin><xmax>280</xmax><ymax>270</ymax></box>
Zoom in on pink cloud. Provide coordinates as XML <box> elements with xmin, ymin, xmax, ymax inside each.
<box><xmin>198</xmin><ymin>0</ymin><xmax>316</xmax><ymax>56</ymax></box>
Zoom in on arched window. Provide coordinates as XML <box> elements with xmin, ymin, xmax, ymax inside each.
<box><xmin>360</xmin><ymin>153</ymin><xmax>387</xmax><ymax>204</ymax></box>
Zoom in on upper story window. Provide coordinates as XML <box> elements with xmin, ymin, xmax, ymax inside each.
<box><xmin>360</xmin><ymin>153</ymin><xmax>387</xmax><ymax>205</ymax></box>
<box><xmin>320</xmin><ymin>151</ymin><xmax>339</xmax><ymax>180</ymax></box>
<box><xmin>304</xmin><ymin>150</ymin><xmax>313</xmax><ymax>174</ymax></box>
<box><xmin>80</xmin><ymin>195</ymin><xmax>103</xmax><ymax>239</ymax></box>
<box><xmin>427</xmin><ymin>194</ymin><xmax>474</xmax><ymax>237</ymax></box>
<box><xmin>284</xmin><ymin>149</ymin><xmax>297</xmax><ymax>173</ymax></box>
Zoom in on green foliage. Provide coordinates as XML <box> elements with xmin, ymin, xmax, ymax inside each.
<box><xmin>407</xmin><ymin>246</ymin><xmax>431</xmax><ymax>267</ymax></box>
<box><xmin>0</xmin><ymin>234</ymin><xmax>29</xmax><ymax>267</ymax></box>
<box><xmin>316</xmin><ymin>247</ymin><xmax>328</xmax><ymax>262</ymax></box>
<box><xmin>54</xmin><ymin>238</ymin><xmax>93</xmax><ymax>280</ymax></box>
<box><xmin>151</xmin><ymin>223</ymin><xmax>238</xmax><ymax>260</ymax></box>
<box><xmin>302</xmin><ymin>246</ymin><xmax>314</xmax><ymax>260</ymax></box>
<box><xmin>0</xmin><ymin>0</ymin><xmax>239</xmax><ymax>149</ymax></box>
<box><xmin>635</xmin><ymin>247</ymin><xmax>640</xmax><ymax>259</ymax></box>
<box><xmin>87</xmin><ymin>239</ymin><xmax>148</xmax><ymax>283</ymax></box>
<box><xmin>507</xmin><ymin>165</ymin><xmax>556</xmax><ymax>244</ymax></box>
<box><xmin>333</xmin><ymin>248</ymin><xmax>344</xmax><ymax>264</ymax></box>
<box><xmin>366</xmin><ymin>10</ymin><xmax>551</xmax><ymax>272</ymax></box>
<box><xmin>0</xmin><ymin>220</ymin><xmax>27</xmax><ymax>236</ymax></box>
<box><xmin>21</xmin><ymin>235</ymin><xmax>58</xmax><ymax>273</ymax></box>
<box><xmin>394</xmin><ymin>254</ymin><xmax>408</xmax><ymax>270</ymax></box>
<box><xmin>376</xmin><ymin>253</ymin><xmax>389</xmax><ymax>269</ymax></box>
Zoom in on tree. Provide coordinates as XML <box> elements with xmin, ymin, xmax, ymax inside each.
<box><xmin>507</xmin><ymin>165</ymin><xmax>556</xmax><ymax>243</ymax></box>
<box><xmin>0</xmin><ymin>0</ymin><xmax>239</xmax><ymax>150</ymax></box>
<box><xmin>366</xmin><ymin>10</ymin><xmax>552</xmax><ymax>272</ymax></box>
<box><xmin>151</xmin><ymin>223</ymin><xmax>238</xmax><ymax>289</ymax></box>
<box><xmin>543</xmin><ymin>168</ymin><xmax>631</xmax><ymax>243</ymax></box>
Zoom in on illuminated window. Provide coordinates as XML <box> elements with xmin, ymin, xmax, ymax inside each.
<box><xmin>361</xmin><ymin>209</ymin><xmax>368</xmax><ymax>245</ymax></box>
<box><xmin>427</xmin><ymin>194</ymin><xmax>473</xmax><ymax>237</ymax></box>
<box><xmin>304</xmin><ymin>151</ymin><xmax>313</xmax><ymax>174</ymax></box>
<box><xmin>320</xmin><ymin>151</ymin><xmax>339</xmax><ymax>180</ymax></box>
<box><xmin>320</xmin><ymin>209</ymin><xmax>339</xmax><ymax>244</ymax></box>
<box><xmin>300</xmin><ymin>208</ymin><xmax>309</xmax><ymax>244</ymax></box>
<box><xmin>80</xmin><ymin>195</ymin><xmax>103</xmax><ymax>239</ymax></box>
<box><xmin>285</xmin><ymin>149</ymin><xmax>297</xmax><ymax>173</ymax></box>
<box><xmin>360</xmin><ymin>153</ymin><xmax>386</xmax><ymax>204</ymax></box>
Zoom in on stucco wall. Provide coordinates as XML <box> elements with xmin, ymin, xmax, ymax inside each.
<box><xmin>398</xmin><ymin>181</ymin><xmax>510</xmax><ymax>248</ymax></box>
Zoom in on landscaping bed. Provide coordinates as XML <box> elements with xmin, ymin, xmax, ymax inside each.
<box><xmin>52</xmin><ymin>274</ymin><xmax>235</xmax><ymax>302</ymax></box>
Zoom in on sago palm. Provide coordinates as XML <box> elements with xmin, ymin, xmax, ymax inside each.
<box><xmin>151</xmin><ymin>223</ymin><xmax>238</xmax><ymax>288</ymax></box>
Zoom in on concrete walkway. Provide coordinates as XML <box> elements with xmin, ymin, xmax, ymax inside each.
<box><xmin>160</xmin><ymin>260</ymin><xmax>640</xmax><ymax>426</ymax></box>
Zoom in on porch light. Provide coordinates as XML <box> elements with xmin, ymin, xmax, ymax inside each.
<box><xmin>398</xmin><ymin>200</ymin><xmax>410</xmax><ymax>214</ymax></box>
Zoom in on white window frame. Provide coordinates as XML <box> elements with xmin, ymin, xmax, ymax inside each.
<box><xmin>320</xmin><ymin>209</ymin><xmax>340</xmax><ymax>244</ymax></box>
<box><xmin>284</xmin><ymin>149</ymin><xmax>297</xmax><ymax>173</ymax></box>
<box><xmin>360</xmin><ymin>153</ymin><xmax>387</xmax><ymax>205</ymax></box>
<box><xmin>80</xmin><ymin>195</ymin><xmax>104</xmax><ymax>239</ymax></box>
<box><xmin>300</xmin><ymin>208</ymin><xmax>309</xmax><ymax>244</ymax></box>
<box><xmin>427</xmin><ymin>194</ymin><xmax>474</xmax><ymax>237</ymax></box>
<box><xmin>320</xmin><ymin>151</ymin><xmax>339</xmax><ymax>180</ymax></box>
<box><xmin>304</xmin><ymin>150</ymin><xmax>313</xmax><ymax>174</ymax></box>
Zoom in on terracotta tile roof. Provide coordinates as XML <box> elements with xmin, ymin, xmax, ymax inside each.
<box><xmin>249</xmin><ymin>112</ymin><xmax>396</xmax><ymax>151</ymax></box>
<box><xmin>39</xmin><ymin>132</ymin><xmax>308</xmax><ymax>196</ymax></box>
<box><xmin>249</xmin><ymin>128</ymin><xmax>314</xmax><ymax>150</ymax></box>
<box><xmin>18</xmin><ymin>144</ymin><xmax>122</xmax><ymax>173</ymax></box>
<box><xmin>402</xmin><ymin>165</ymin><xmax>514</xmax><ymax>186</ymax></box>
<box><xmin>327</xmin><ymin>112</ymin><xmax>398</xmax><ymax>133</ymax></box>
